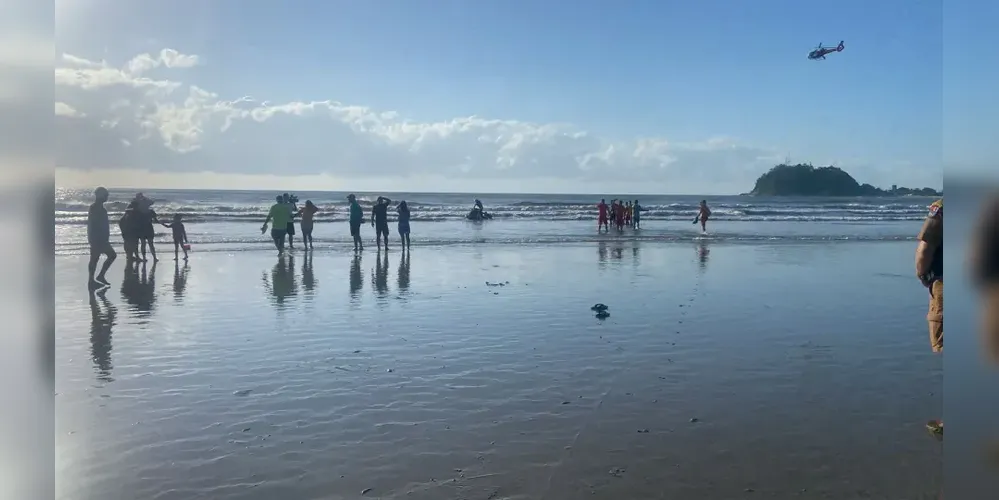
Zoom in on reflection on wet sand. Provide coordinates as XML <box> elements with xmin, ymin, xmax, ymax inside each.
<box><xmin>301</xmin><ymin>250</ymin><xmax>317</xmax><ymax>297</ymax></box>
<box><xmin>120</xmin><ymin>261</ymin><xmax>157</xmax><ymax>320</ymax></box>
<box><xmin>263</xmin><ymin>255</ymin><xmax>298</xmax><ymax>308</ymax></box>
<box><xmin>611</xmin><ymin>242</ymin><xmax>624</xmax><ymax>260</ymax></box>
<box><xmin>172</xmin><ymin>261</ymin><xmax>189</xmax><ymax>302</ymax></box>
<box><xmin>349</xmin><ymin>253</ymin><xmax>363</xmax><ymax>301</ymax></box>
<box><xmin>598</xmin><ymin>241</ymin><xmax>607</xmax><ymax>264</ymax></box>
<box><xmin>88</xmin><ymin>287</ymin><xmax>116</xmax><ymax>382</ymax></box>
<box><xmin>373</xmin><ymin>250</ymin><xmax>389</xmax><ymax>299</ymax></box>
<box><xmin>697</xmin><ymin>240</ymin><xmax>710</xmax><ymax>270</ymax></box>
<box><xmin>397</xmin><ymin>251</ymin><xmax>410</xmax><ymax>297</ymax></box>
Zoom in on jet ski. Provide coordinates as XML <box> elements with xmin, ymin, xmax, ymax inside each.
<box><xmin>466</xmin><ymin>208</ymin><xmax>492</xmax><ymax>221</ymax></box>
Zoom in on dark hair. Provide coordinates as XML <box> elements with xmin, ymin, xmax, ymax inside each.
<box><xmin>398</xmin><ymin>200</ymin><xmax>409</xmax><ymax>213</ymax></box>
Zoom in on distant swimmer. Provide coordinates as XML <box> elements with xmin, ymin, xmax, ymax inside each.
<box><xmin>87</xmin><ymin>187</ymin><xmax>117</xmax><ymax>288</ymax></box>
<box><xmin>347</xmin><ymin>194</ymin><xmax>364</xmax><ymax>251</ymax></box>
<box><xmin>372</xmin><ymin>196</ymin><xmax>392</xmax><ymax>251</ymax></box>
<box><xmin>298</xmin><ymin>200</ymin><xmax>319</xmax><ymax>250</ymax></box>
<box><xmin>695</xmin><ymin>200</ymin><xmax>712</xmax><ymax>234</ymax></box>
<box><xmin>633</xmin><ymin>199</ymin><xmax>643</xmax><ymax>229</ymax></box>
<box><xmin>161</xmin><ymin>213</ymin><xmax>189</xmax><ymax>261</ymax></box>
<box><xmin>625</xmin><ymin>201</ymin><xmax>633</xmax><ymax>227</ymax></box>
<box><xmin>597</xmin><ymin>199</ymin><xmax>609</xmax><ymax>232</ymax></box>
<box><xmin>397</xmin><ymin>200</ymin><xmax>411</xmax><ymax>250</ymax></box>
<box><xmin>262</xmin><ymin>195</ymin><xmax>292</xmax><ymax>254</ymax></box>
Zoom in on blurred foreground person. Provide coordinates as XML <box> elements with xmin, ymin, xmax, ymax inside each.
<box><xmin>915</xmin><ymin>199</ymin><xmax>943</xmax><ymax>434</ymax></box>
<box><xmin>970</xmin><ymin>194</ymin><xmax>999</xmax><ymax>365</ymax></box>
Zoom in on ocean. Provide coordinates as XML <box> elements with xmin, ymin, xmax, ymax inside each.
<box><xmin>55</xmin><ymin>188</ymin><xmax>937</xmax><ymax>255</ymax></box>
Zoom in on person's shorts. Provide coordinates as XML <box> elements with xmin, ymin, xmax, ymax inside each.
<box><xmin>376</xmin><ymin>222</ymin><xmax>390</xmax><ymax>235</ymax></box>
<box><xmin>398</xmin><ymin>221</ymin><xmax>410</xmax><ymax>235</ymax></box>
<box><xmin>927</xmin><ymin>279</ymin><xmax>943</xmax><ymax>352</ymax></box>
<box><xmin>349</xmin><ymin>221</ymin><xmax>362</xmax><ymax>237</ymax></box>
<box><xmin>89</xmin><ymin>241</ymin><xmax>114</xmax><ymax>256</ymax></box>
<box><xmin>271</xmin><ymin>228</ymin><xmax>287</xmax><ymax>241</ymax></box>
<box><xmin>598</xmin><ymin>216</ymin><xmax>608</xmax><ymax>224</ymax></box>
<box><xmin>285</xmin><ymin>222</ymin><xmax>296</xmax><ymax>236</ymax></box>
<box><xmin>301</xmin><ymin>223</ymin><xmax>313</xmax><ymax>235</ymax></box>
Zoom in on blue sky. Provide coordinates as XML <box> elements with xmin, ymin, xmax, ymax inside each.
<box><xmin>53</xmin><ymin>0</ymin><xmax>984</xmax><ymax>192</ymax></box>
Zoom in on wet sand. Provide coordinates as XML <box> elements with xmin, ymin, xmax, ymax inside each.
<box><xmin>56</xmin><ymin>241</ymin><xmax>941</xmax><ymax>499</ymax></box>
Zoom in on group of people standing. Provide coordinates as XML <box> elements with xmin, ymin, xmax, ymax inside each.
<box><xmin>596</xmin><ymin>199</ymin><xmax>712</xmax><ymax>234</ymax></box>
<box><xmin>87</xmin><ymin>188</ymin><xmax>191</xmax><ymax>288</ymax></box>
<box><xmin>117</xmin><ymin>192</ymin><xmax>190</xmax><ymax>262</ymax></box>
<box><xmin>262</xmin><ymin>193</ymin><xmax>320</xmax><ymax>252</ymax></box>
<box><xmin>597</xmin><ymin>199</ymin><xmax>645</xmax><ymax>232</ymax></box>
<box><xmin>262</xmin><ymin>193</ymin><xmax>411</xmax><ymax>254</ymax></box>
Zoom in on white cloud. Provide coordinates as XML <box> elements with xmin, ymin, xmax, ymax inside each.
<box><xmin>55</xmin><ymin>48</ymin><xmax>782</xmax><ymax>193</ymax></box>
<box><xmin>54</xmin><ymin>102</ymin><xmax>84</xmax><ymax>118</ymax></box>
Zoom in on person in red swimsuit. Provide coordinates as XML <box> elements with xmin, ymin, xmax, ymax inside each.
<box><xmin>615</xmin><ymin>200</ymin><xmax>625</xmax><ymax>231</ymax></box>
<box><xmin>597</xmin><ymin>199</ymin><xmax>609</xmax><ymax>232</ymax></box>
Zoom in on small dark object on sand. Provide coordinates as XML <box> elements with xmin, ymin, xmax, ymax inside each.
<box><xmin>595</xmin><ymin>310</ymin><xmax>610</xmax><ymax>319</ymax></box>
<box><xmin>590</xmin><ymin>303</ymin><xmax>609</xmax><ymax>312</ymax></box>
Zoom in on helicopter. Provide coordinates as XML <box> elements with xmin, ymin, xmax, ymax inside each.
<box><xmin>807</xmin><ymin>40</ymin><xmax>844</xmax><ymax>60</ymax></box>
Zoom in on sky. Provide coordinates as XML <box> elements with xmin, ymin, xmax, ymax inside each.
<box><xmin>31</xmin><ymin>0</ymin><xmax>989</xmax><ymax>193</ymax></box>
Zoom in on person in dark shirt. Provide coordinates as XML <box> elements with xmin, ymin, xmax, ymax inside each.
<box><xmin>118</xmin><ymin>201</ymin><xmax>140</xmax><ymax>261</ymax></box>
<box><xmin>87</xmin><ymin>187</ymin><xmax>117</xmax><ymax>288</ymax></box>
<box><xmin>371</xmin><ymin>196</ymin><xmax>392</xmax><ymax>250</ymax></box>
<box><xmin>397</xmin><ymin>200</ymin><xmax>411</xmax><ymax>250</ymax></box>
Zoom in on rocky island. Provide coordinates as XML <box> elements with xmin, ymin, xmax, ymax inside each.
<box><xmin>746</xmin><ymin>163</ymin><xmax>941</xmax><ymax>197</ymax></box>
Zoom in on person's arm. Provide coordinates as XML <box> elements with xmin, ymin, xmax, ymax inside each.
<box><xmin>262</xmin><ymin>206</ymin><xmax>274</xmax><ymax>230</ymax></box>
<box><xmin>182</xmin><ymin>226</ymin><xmax>189</xmax><ymax>243</ymax></box>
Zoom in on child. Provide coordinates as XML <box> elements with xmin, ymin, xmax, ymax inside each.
<box><xmin>697</xmin><ymin>200</ymin><xmax>711</xmax><ymax>234</ymax></box>
<box><xmin>162</xmin><ymin>213</ymin><xmax>189</xmax><ymax>260</ymax></box>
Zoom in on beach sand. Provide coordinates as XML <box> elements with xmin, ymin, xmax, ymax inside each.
<box><xmin>56</xmin><ymin>241</ymin><xmax>941</xmax><ymax>499</ymax></box>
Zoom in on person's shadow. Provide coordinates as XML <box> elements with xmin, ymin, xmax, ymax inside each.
<box><xmin>373</xmin><ymin>250</ymin><xmax>389</xmax><ymax>300</ymax></box>
<box><xmin>397</xmin><ymin>251</ymin><xmax>410</xmax><ymax>298</ymax></box>
<box><xmin>263</xmin><ymin>254</ymin><xmax>297</xmax><ymax>309</ymax></box>
<box><xmin>172</xmin><ymin>261</ymin><xmax>189</xmax><ymax>303</ymax></box>
<box><xmin>89</xmin><ymin>287</ymin><xmax>116</xmax><ymax>383</ymax></box>
<box><xmin>120</xmin><ymin>261</ymin><xmax>157</xmax><ymax>320</ymax></box>
<box><xmin>302</xmin><ymin>250</ymin><xmax>317</xmax><ymax>298</ymax></box>
<box><xmin>349</xmin><ymin>253</ymin><xmax>363</xmax><ymax>302</ymax></box>
<box><xmin>697</xmin><ymin>240</ymin><xmax>711</xmax><ymax>271</ymax></box>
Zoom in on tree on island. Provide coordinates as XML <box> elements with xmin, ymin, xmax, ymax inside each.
<box><xmin>747</xmin><ymin>163</ymin><xmax>940</xmax><ymax>197</ymax></box>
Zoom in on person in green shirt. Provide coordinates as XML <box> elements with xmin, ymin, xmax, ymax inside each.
<box><xmin>261</xmin><ymin>195</ymin><xmax>292</xmax><ymax>253</ymax></box>
<box><xmin>347</xmin><ymin>194</ymin><xmax>364</xmax><ymax>251</ymax></box>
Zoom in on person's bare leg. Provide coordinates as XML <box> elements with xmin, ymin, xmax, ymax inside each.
<box><xmin>174</xmin><ymin>241</ymin><xmax>180</xmax><ymax>260</ymax></box>
<box><xmin>88</xmin><ymin>252</ymin><xmax>101</xmax><ymax>287</ymax></box>
<box><xmin>139</xmin><ymin>239</ymin><xmax>147</xmax><ymax>262</ymax></box>
<box><xmin>148</xmin><ymin>239</ymin><xmax>158</xmax><ymax>261</ymax></box>
<box><xmin>95</xmin><ymin>248</ymin><xmax>116</xmax><ymax>285</ymax></box>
